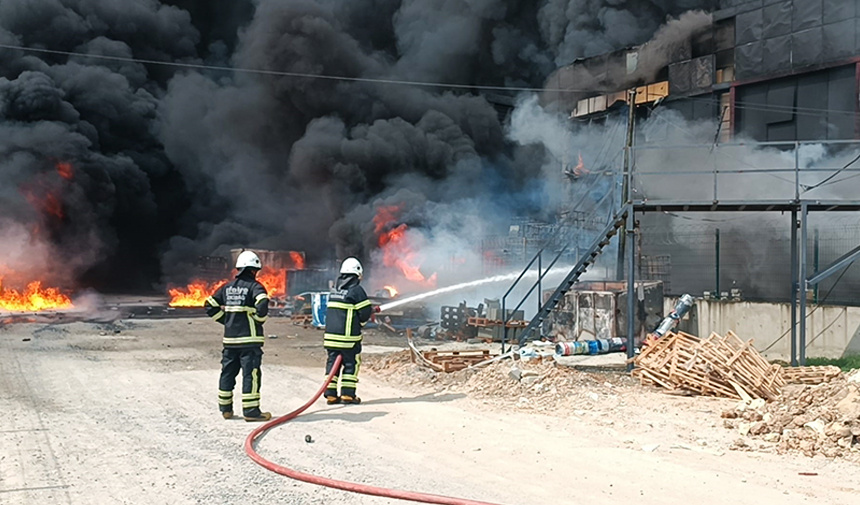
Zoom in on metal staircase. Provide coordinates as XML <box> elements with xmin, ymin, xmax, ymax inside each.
<box><xmin>516</xmin><ymin>205</ymin><xmax>630</xmax><ymax>346</ymax></box>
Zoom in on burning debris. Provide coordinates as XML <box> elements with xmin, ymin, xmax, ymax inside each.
<box><xmin>0</xmin><ymin>278</ymin><xmax>73</xmax><ymax>312</ymax></box>
<box><xmin>373</xmin><ymin>205</ymin><xmax>437</xmax><ymax>289</ymax></box>
<box><xmin>167</xmin><ymin>250</ymin><xmax>305</xmax><ymax>308</ymax></box>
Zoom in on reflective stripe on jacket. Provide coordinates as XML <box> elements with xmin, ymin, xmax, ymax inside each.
<box><xmin>204</xmin><ymin>270</ymin><xmax>269</xmax><ymax>348</ymax></box>
<box><xmin>324</xmin><ymin>274</ymin><xmax>372</xmax><ymax>349</ymax></box>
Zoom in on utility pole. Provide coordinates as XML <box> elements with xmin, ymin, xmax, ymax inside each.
<box><xmin>617</xmin><ymin>88</ymin><xmax>637</xmax><ymax>280</ymax></box>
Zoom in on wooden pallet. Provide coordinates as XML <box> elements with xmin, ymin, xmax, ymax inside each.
<box><xmin>632</xmin><ymin>330</ymin><xmax>785</xmax><ymax>400</ymax></box>
<box><xmin>782</xmin><ymin>365</ymin><xmax>842</xmax><ymax>384</ymax></box>
<box><xmin>291</xmin><ymin>314</ymin><xmax>313</xmax><ymax>326</ymax></box>
<box><xmin>422</xmin><ymin>349</ymin><xmax>498</xmax><ymax>372</ymax></box>
<box><xmin>467</xmin><ymin>317</ymin><xmax>529</xmax><ymax>328</ymax></box>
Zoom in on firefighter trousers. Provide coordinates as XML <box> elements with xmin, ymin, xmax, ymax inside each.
<box><xmin>218</xmin><ymin>347</ymin><xmax>264</xmax><ymax>416</ymax></box>
<box><xmin>324</xmin><ymin>343</ymin><xmax>361</xmax><ymax>398</ymax></box>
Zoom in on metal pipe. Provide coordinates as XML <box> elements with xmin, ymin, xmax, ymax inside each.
<box><xmin>626</xmin><ymin>208</ymin><xmax>636</xmax><ymax>371</ymax></box>
<box><xmin>813</xmin><ymin>228</ymin><xmax>819</xmax><ymax>303</ymax></box>
<box><xmin>790</xmin><ymin>209</ymin><xmax>798</xmax><ymax>367</ymax></box>
<box><xmin>794</xmin><ymin>140</ymin><xmax>800</xmax><ymax>201</ymax></box>
<box><xmin>501</xmin><ymin>296</ymin><xmax>506</xmax><ymax>355</ymax></box>
<box><xmin>537</xmin><ymin>253</ymin><xmax>542</xmax><ymax>316</ymax></box>
<box><xmin>715</xmin><ymin>228</ymin><xmax>720</xmax><ymax>300</ymax></box>
<box><xmin>799</xmin><ymin>202</ymin><xmax>808</xmax><ymax>366</ymax></box>
<box><xmin>537</xmin><ymin>252</ymin><xmax>542</xmax><ymax>337</ymax></box>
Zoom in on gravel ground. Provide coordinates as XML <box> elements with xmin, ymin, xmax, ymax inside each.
<box><xmin>1</xmin><ymin>317</ymin><xmax>859</xmax><ymax>504</ymax></box>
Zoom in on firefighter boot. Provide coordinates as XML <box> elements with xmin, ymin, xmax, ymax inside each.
<box><xmin>341</xmin><ymin>395</ymin><xmax>361</xmax><ymax>405</ymax></box>
<box><xmin>326</xmin><ymin>395</ymin><xmax>341</xmax><ymax>405</ymax></box>
<box><xmin>243</xmin><ymin>409</ymin><xmax>272</xmax><ymax>422</ymax></box>
<box><xmin>222</xmin><ymin>411</ymin><xmax>233</xmax><ymax>420</ymax></box>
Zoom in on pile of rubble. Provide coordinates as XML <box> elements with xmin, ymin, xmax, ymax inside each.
<box><xmin>364</xmin><ymin>350</ymin><xmax>632</xmax><ymax>414</ymax></box>
<box><xmin>722</xmin><ymin>369</ymin><xmax>860</xmax><ymax>460</ymax></box>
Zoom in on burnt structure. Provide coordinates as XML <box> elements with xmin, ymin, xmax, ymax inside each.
<box><xmin>551</xmin><ymin>0</ymin><xmax>860</xmax><ymax>142</ymax></box>
<box><xmin>513</xmin><ymin>1</ymin><xmax>860</xmax><ymax>367</ymax></box>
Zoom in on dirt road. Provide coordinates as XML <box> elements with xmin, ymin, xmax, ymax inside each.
<box><xmin>2</xmin><ymin>318</ymin><xmax>858</xmax><ymax>504</ymax></box>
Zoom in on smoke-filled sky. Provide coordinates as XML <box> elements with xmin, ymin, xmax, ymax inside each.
<box><xmin>0</xmin><ymin>0</ymin><xmax>716</xmax><ymax>292</ymax></box>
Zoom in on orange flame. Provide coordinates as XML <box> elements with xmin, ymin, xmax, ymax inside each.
<box><xmin>56</xmin><ymin>162</ymin><xmax>74</xmax><ymax>180</ymax></box>
<box><xmin>289</xmin><ymin>251</ymin><xmax>305</xmax><ymax>270</ymax></box>
<box><xmin>23</xmin><ymin>190</ymin><xmax>64</xmax><ymax>219</ymax></box>
<box><xmin>257</xmin><ymin>267</ymin><xmax>286</xmax><ymax>299</ymax></box>
<box><xmin>168</xmin><ymin>267</ymin><xmax>290</xmax><ymax>307</ymax></box>
<box><xmin>0</xmin><ymin>278</ymin><xmax>73</xmax><ymax>312</ymax></box>
<box><xmin>168</xmin><ymin>279</ymin><xmax>228</xmax><ymax>307</ymax></box>
<box><xmin>382</xmin><ymin>285</ymin><xmax>398</xmax><ymax>297</ymax></box>
<box><xmin>572</xmin><ymin>152</ymin><xmax>589</xmax><ymax>177</ymax></box>
<box><xmin>373</xmin><ymin>206</ymin><xmax>437</xmax><ymax>287</ymax></box>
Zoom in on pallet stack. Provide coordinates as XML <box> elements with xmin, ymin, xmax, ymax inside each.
<box><xmin>782</xmin><ymin>365</ymin><xmax>843</xmax><ymax>385</ymax></box>
<box><xmin>632</xmin><ymin>331</ymin><xmax>785</xmax><ymax>400</ymax></box>
<box><xmin>420</xmin><ymin>350</ymin><xmax>498</xmax><ymax>372</ymax></box>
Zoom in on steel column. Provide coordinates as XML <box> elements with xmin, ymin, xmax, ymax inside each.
<box><xmin>790</xmin><ymin>209</ymin><xmax>798</xmax><ymax>367</ymax></box>
<box><xmin>626</xmin><ymin>208</ymin><xmax>636</xmax><ymax>372</ymax></box>
<box><xmin>799</xmin><ymin>202</ymin><xmax>809</xmax><ymax>366</ymax></box>
<box><xmin>715</xmin><ymin>228</ymin><xmax>721</xmax><ymax>299</ymax></box>
<box><xmin>813</xmin><ymin>229</ymin><xmax>819</xmax><ymax>303</ymax></box>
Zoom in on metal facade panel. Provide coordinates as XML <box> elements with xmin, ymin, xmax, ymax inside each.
<box><xmin>796</xmin><ymin>71</ymin><xmax>829</xmax><ymax>140</ymax></box>
<box><xmin>669</xmin><ymin>61</ymin><xmax>693</xmax><ymax>94</ymax></box>
<box><xmin>826</xmin><ymin>65</ymin><xmax>856</xmax><ymax>139</ymax></box>
<box><xmin>791</xmin><ymin>27</ymin><xmax>824</xmax><ymax>67</ymax></box>
<box><xmin>735</xmin><ymin>41</ymin><xmax>763</xmax><ymax>79</ymax></box>
<box><xmin>823</xmin><ymin>19</ymin><xmax>856</xmax><ymax>62</ymax></box>
<box><xmin>767</xmin><ymin>121</ymin><xmax>796</xmax><ymax>140</ymax></box>
<box><xmin>857</xmin><ymin>17</ymin><xmax>860</xmax><ymax>53</ymax></box>
<box><xmin>792</xmin><ymin>0</ymin><xmax>824</xmax><ymax>32</ymax></box>
<box><xmin>693</xmin><ymin>55</ymin><xmax>716</xmax><ymax>90</ymax></box>
<box><xmin>823</xmin><ymin>0</ymin><xmax>856</xmax><ymax>24</ymax></box>
<box><xmin>763</xmin><ymin>0</ymin><xmax>793</xmax><ymax>38</ymax></box>
<box><xmin>762</xmin><ymin>34</ymin><xmax>792</xmax><ymax>75</ymax></box>
<box><xmin>735</xmin><ymin>84</ymin><xmax>769</xmax><ymax>139</ymax></box>
<box><xmin>736</xmin><ymin>8</ymin><xmax>764</xmax><ymax>44</ymax></box>
<box><xmin>766</xmin><ymin>80</ymin><xmax>796</xmax><ymax>123</ymax></box>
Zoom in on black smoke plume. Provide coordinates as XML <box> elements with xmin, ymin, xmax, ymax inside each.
<box><xmin>0</xmin><ymin>0</ymin><xmax>714</xmax><ymax>293</ymax></box>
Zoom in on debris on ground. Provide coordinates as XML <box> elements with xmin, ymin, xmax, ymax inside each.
<box><xmin>632</xmin><ymin>331</ymin><xmax>786</xmax><ymax>400</ymax></box>
<box><xmin>722</xmin><ymin>369</ymin><xmax>860</xmax><ymax>460</ymax></box>
<box><xmin>365</xmin><ymin>351</ymin><xmax>633</xmax><ymax>414</ymax></box>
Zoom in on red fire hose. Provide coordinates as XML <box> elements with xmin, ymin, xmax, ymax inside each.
<box><xmin>244</xmin><ymin>355</ymin><xmax>506</xmax><ymax>505</ymax></box>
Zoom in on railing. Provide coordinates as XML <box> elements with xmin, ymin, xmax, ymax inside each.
<box><xmin>500</xmin><ymin>247</ymin><xmax>567</xmax><ymax>353</ymax></box>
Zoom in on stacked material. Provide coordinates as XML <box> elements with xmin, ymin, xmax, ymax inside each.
<box><xmin>783</xmin><ymin>365</ymin><xmax>843</xmax><ymax>385</ymax></box>
<box><xmin>632</xmin><ymin>331</ymin><xmax>785</xmax><ymax>400</ymax></box>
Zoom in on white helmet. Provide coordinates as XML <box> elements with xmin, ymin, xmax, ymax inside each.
<box><xmin>236</xmin><ymin>250</ymin><xmax>262</xmax><ymax>270</ymax></box>
<box><xmin>340</xmin><ymin>257</ymin><xmax>363</xmax><ymax>279</ymax></box>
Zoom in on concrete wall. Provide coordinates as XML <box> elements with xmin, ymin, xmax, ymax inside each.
<box><xmin>665</xmin><ymin>297</ymin><xmax>860</xmax><ymax>360</ymax></box>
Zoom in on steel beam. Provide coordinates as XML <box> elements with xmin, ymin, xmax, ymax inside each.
<box><xmin>806</xmin><ymin>243</ymin><xmax>860</xmax><ymax>286</ymax></box>
<box><xmin>799</xmin><ymin>202</ymin><xmax>809</xmax><ymax>366</ymax></box>
<box><xmin>790</xmin><ymin>209</ymin><xmax>798</xmax><ymax>367</ymax></box>
<box><xmin>626</xmin><ymin>208</ymin><xmax>636</xmax><ymax>372</ymax></box>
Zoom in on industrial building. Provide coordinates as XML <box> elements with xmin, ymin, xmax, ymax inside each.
<box><xmin>517</xmin><ymin>0</ymin><xmax>860</xmax><ymax>308</ymax></box>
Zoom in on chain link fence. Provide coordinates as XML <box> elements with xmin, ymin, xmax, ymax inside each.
<box><xmin>639</xmin><ymin>216</ymin><xmax>860</xmax><ymax>306</ymax></box>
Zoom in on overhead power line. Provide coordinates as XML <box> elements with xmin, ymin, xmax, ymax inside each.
<box><xmin>0</xmin><ymin>43</ymin><xmax>611</xmax><ymax>94</ymax></box>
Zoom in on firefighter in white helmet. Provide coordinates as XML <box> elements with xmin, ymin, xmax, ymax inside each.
<box><xmin>204</xmin><ymin>250</ymin><xmax>272</xmax><ymax>422</ymax></box>
<box><xmin>323</xmin><ymin>257</ymin><xmax>376</xmax><ymax>404</ymax></box>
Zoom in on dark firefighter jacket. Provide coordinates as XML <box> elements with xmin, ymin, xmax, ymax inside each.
<box><xmin>324</xmin><ymin>274</ymin><xmax>372</xmax><ymax>349</ymax></box>
<box><xmin>204</xmin><ymin>269</ymin><xmax>269</xmax><ymax>348</ymax></box>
